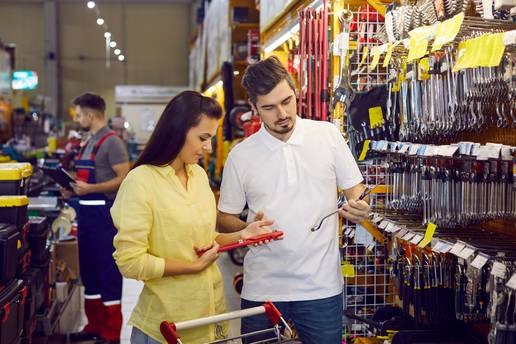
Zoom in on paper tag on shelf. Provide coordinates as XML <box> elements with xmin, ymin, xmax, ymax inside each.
<box><xmin>349</xmin><ymin>229</ymin><xmax>356</xmax><ymax>239</ymax></box>
<box><xmin>408</xmin><ymin>144</ymin><xmax>421</xmax><ymax>155</ymax></box>
<box><xmin>423</xmin><ymin>145</ymin><xmax>437</xmax><ymax>156</ymax></box>
<box><xmin>491</xmin><ymin>261</ymin><xmax>507</xmax><ymax>278</ymax></box>
<box><xmin>402</xmin><ymin>232</ymin><xmax>416</xmax><ymax>241</ymax></box>
<box><xmin>395</xmin><ymin>228</ymin><xmax>408</xmax><ymax>238</ymax></box>
<box><xmin>501</xmin><ymin>145</ymin><xmax>512</xmax><ymax>160</ymax></box>
<box><xmin>486</xmin><ymin>142</ymin><xmax>503</xmax><ymax>159</ymax></box>
<box><xmin>399</xmin><ymin>144</ymin><xmax>410</xmax><ymax>154</ymax></box>
<box><xmin>432</xmin><ymin>241</ymin><xmax>452</xmax><ymax>253</ymax></box>
<box><xmin>470</xmin><ymin>254</ymin><xmax>489</xmax><ymax>270</ymax></box>
<box><xmin>344</xmin><ymin>227</ymin><xmax>353</xmax><ymax>236</ymax></box>
<box><xmin>386</xmin><ymin>223</ymin><xmax>401</xmax><ymax>233</ymax></box>
<box><xmin>475</xmin><ymin>145</ymin><xmax>490</xmax><ymax>161</ymax></box>
<box><xmin>367</xmin><ymin>243</ymin><xmax>376</xmax><ymax>251</ymax></box>
<box><xmin>450</xmin><ymin>242</ymin><xmax>466</xmax><ymax>256</ymax></box>
<box><xmin>378</xmin><ymin>220</ymin><xmax>389</xmax><ymax>229</ymax></box>
<box><xmin>410</xmin><ymin>234</ymin><xmax>424</xmax><ymax>245</ymax></box>
<box><xmin>506</xmin><ymin>273</ymin><xmax>516</xmax><ymax>290</ymax></box>
<box><xmin>458</xmin><ymin>246</ymin><xmax>476</xmax><ymax>260</ymax></box>
<box><xmin>438</xmin><ymin>145</ymin><xmax>458</xmax><ymax>157</ymax></box>
<box><xmin>371</xmin><ymin>213</ymin><xmax>383</xmax><ymax>224</ymax></box>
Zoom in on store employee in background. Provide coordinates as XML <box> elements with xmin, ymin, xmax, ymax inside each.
<box><xmin>63</xmin><ymin>93</ymin><xmax>130</xmax><ymax>344</ymax></box>
<box><xmin>217</xmin><ymin>57</ymin><xmax>371</xmax><ymax>344</ymax></box>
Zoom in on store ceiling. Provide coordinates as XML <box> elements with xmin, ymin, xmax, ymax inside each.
<box><xmin>0</xmin><ymin>0</ymin><xmax>194</xmax><ymax>4</ymax></box>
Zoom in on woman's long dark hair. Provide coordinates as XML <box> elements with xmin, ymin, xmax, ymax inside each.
<box><xmin>133</xmin><ymin>91</ymin><xmax>222</xmax><ymax>169</ymax></box>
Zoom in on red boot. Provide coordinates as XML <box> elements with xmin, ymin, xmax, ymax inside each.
<box><xmin>69</xmin><ymin>298</ymin><xmax>103</xmax><ymax>342</ymax></box>
<box><xmin>99</xmin><ymin>303</ymin><xmax>123</xmax><ymax>342</ymax></box>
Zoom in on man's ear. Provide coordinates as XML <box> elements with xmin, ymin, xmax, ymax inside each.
<box><xmin>248</xmin><ymin>99</ymin><xmax>258</xmax><ymax>115</ymax></box>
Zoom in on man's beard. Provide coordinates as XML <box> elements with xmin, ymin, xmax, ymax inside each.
<box><xmin>263</xmin><ymin>118</ymin><xmax>294</xmax><ymax>135</ymax></box>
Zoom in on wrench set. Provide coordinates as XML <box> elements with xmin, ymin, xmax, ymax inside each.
<box><xmin>388</xmin><ymin>157</ymin><xmax>515</xmax><ymax>228</ymax></box>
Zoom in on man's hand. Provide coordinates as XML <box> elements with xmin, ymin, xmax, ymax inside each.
<box><xmin>254</xmin><ymin>211</ymin><xmax>265</xmax><ymax>221</ymax></box>
<box><xmin>338</xmin><ymin>199</ymin><xmax>371</xmax><ymax>223</ymax></box>
<box><xmin>72</xmin><ymin>180</ymin><xmax>95</xmax><ymax>196</ymax></box>
<box><xmin>241</xmin><ymin>219</ymin><xmax>277</xmax><ymax>246</ymax></box>
<box><xmin>60</xmin><ymin>187</ymin><xmax>74</xmax><ymax>199</ymax></box>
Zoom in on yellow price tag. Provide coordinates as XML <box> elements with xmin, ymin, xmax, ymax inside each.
<box><xmin>432</xmin><ymin>12</ymin><xmax>464</xmax><ymax>52</ymax></box>
<box><xmin>17</xmin><ymin>240</ymin><xmax>21</xmax><ymax>249</ymax></box>
<box><xmin>369</xmin><ymin>47</ymin><xmax>381</xmax><ymax>71</ymax></box>
<box><xmin>407</xmin><ymin>38</ymin><xmax>428</xmax><ymax>62</ymax></box>
<box><xmin>418</xmin><ymin>58</ymin><xmax>430</xmax><ymax>80</ymax></box>
<box><xmin>359</xmin><ymin>46</ymin><xmax>369</xmax><ymax>68</ymax></box>
<box><xmin>369</xmin><ymin>106</ymin><xmax>384</xmax><ymax>129</ymax></box>
<box><xmin>418</xmin><ymin>222</ymin><xmax>437</xmax><ymax>248</ymax></box>
<box><xmin>341</xmin><ymin>262</ymin><xmax>355</xmax><ymax>277</ymax></box>
<box><xmin>359</xmin><ymin>140</ymin><xmax>371</xmax><ymax>161</ymax></box>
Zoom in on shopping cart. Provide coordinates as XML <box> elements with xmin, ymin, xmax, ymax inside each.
<box><xmin>160</xmin><ymin>302</ymin><xmax>296</xmax><ymax>344</ymax></box>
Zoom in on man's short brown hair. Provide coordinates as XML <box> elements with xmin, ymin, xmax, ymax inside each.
<box><xmin>72</xmin><ymin>92</ymin><xmax>106</xmax><ymax>115</ymax></box>
<box><xmin>241</xmin><ymin>56</ymin><xmax>296</xmax><ymax>104</ymax></box>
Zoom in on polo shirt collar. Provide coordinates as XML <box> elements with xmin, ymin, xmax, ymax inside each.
<box><xmin>259</xmin><ymin>117</ymin><xmax>304</xmax><ymax>151</ymax></box>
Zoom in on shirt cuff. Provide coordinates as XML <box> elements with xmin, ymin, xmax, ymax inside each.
<box><xmin>148</xmin><ymin>255</ymin><xmax>166</xmax><ymax>279</ymax></box>
<box><xmin>217</xmin><ymin>204</ymin><xmax>244</xmax><ymax>215</ymax></box>
<box><xmin>339</xmin><ymin>176</ymin><xmax>364</xmax><ymax>190</ymax></box>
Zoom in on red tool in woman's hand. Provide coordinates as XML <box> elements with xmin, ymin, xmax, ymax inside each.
<box><xmin>196</xmin><ymin>231</ymin><xmax>284</xmax><ymax>257</ymax></box>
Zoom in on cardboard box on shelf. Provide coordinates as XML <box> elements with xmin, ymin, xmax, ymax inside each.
<box><xmin>54</xmin><ymin>239</ymin><xmax>80</xmax><ymax>282</ymax></box>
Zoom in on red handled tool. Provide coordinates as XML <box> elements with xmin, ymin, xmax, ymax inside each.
<box><xmin>196</xmin><ymin>231</ymin><xmax>284</xmax><ymax>256</ymax></box>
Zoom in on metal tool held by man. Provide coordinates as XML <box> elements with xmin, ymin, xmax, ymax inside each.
<box><xmin>310</xmin><ymin>185</ymin><xmax>375</xmax><ymax>232</ymax></box>
<box><xmin>196</xmin><ymin>231</ymin><xmax>284</xmax><ymax>256</ymax></box>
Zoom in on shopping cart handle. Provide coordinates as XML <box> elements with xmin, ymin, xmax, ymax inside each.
<box><xmin>196</xmin><ymin>231</ymin><xmax>284</xmax><ymax>257</ymax></box>
<box><xmin>160</xmin><ymin>321</ymin><xmax>179</xmax><ymax>344</ymax></box>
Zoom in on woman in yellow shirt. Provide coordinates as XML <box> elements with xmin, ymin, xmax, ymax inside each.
<box><xmin>111</xmin><ymin>91</ymin><xmax>273</xmax><ymax>344</ymax></box>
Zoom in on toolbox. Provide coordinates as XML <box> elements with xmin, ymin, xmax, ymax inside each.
<box><xmin>0</xmin><ymin>196</ymin><xmax>29</xmax><ymax>230</ymax></box>
<box><xmin>28</xmin><ymin>217</ymin><xmax>49</xmax><ymax>265</ymax></box>
<box><xmin>0</xmin><ymin>279</ymin><xmax>26</xmax><ymax>344</ymax></box>
<box><xmin>0</xmin><ymin>163</ymin><xmax>32</xmax><ymax>196</ymax></box>
<box><xmin>0</xmin><ymin>224</ymin><xmax>21</xmax><ymax>286</ymax></box>
<box><xmin>21</xmin><ymin>268</ymin><xmax>44</xmax><ymax>340</ymax></box>
<box><xmin>30</xmin><ymin>259</ymin><xmax>50</xmax><ymax>312</ymax></box>
<box><xmin>16</xmin><ymin>242</ymin><xmax>31</xmax><ymax>277</ymax></box>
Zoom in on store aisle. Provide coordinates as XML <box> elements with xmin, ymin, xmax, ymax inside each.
<box><xmin>83</xmin><ymin>253</ymin><xmax>243</xmax><ymax>344</ymax></box>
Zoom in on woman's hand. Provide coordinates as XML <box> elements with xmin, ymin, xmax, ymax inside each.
<box><xmin>241</xmin><ymin>219</ymin><xmax>276</xmax><ymax>245</ymax></box>
<box><xmin>194</xmin><ymin>241</ymin><xmax>220</xmax><ymax>271</ymax></box>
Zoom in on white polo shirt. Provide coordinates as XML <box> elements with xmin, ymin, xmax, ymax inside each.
<box><xmin>218</xmin><ymin>117</ymin><xmax>363</xmax><ymax>302</ymax></box>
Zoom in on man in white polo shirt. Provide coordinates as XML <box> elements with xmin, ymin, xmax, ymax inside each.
<box><xmin>217</xmin><ymin>56</ymin><xmax>370</xmax><ymax>344</ymax></box>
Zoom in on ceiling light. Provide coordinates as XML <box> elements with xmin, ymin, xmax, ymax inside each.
<box><xmin>114</xmin><ymin>49</ymin><xmax>121</xmax><ymax>55</ymax></box>
<box><xmin>87</xmin><ymin>1</ymin><xmax>96</xmax><ymax>9</ymax></box>
<box><xmin>104</xmin><ymin>32</ymin><xmax>111</xmax><ymax>39</ymax></box>
<box><xmin>118</xmin><ymin>55</ymin><xmax>125</xmax><ymax>62</ymax></box>
<box><xmin>109</xmin><ymin>41</ymin><xmax>117</xmax><ymax>48</ymax></box>
<box><xmin>96</xmin><ymin>18</ymin><xmax>104</xmax><ymax>26</ymax></box>
<box><xmin>233</xmin><ymin>70</ymin><xmax>240</xmax><ymax>76</ymax></box>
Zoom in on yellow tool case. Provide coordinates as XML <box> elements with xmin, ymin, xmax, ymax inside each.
<box><xmin>0</xmin><ymin>163</ymin><xmax>32</xmax><ymax>196</ymax></box>
<box><xmin>0</xmin><ymin>224</ymin><xmax>22</xmax><ymax>286</ymax></box>
<box><xmin>0</xmin><ymin>196</ymin><xmax>29</xmax><ymax>230</ymax></box>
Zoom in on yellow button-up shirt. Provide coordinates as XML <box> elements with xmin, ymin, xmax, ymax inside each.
<box><xmin>111</xmin><ymin>164</ymin><xmax>227</xmax><ymax>343</ymax></box>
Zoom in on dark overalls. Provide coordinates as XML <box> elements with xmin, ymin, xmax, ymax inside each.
<box><xmin>75</xmin><ymin>131</ymin><xmax>123</xmax><ymax>341</ymax></box>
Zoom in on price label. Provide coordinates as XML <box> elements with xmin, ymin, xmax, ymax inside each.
<box><xmin>486</xmin><ymin>143</ymin><xmax>502</xmax><ymax>159</ymax></box>
<box><xmin>379</xmin><ymin>220</ymin><xmax>389</xmax><ymax>229</ymax></box>
<box><xmin>399</xmin><ymin>144</ymin><xmax>410</xmax><ymax>154</ymax></box>
<box><xmin>491</xmin><ymin>261</ymin><xmax>507</xmax><ymax>278</ymax></box>
<box><xmin>408</xmin><ymin>144</ymin><xmax>421</xmax><ymax>155</ymax></box>
<box><xmin>367</xmin><ymin>243</ymin><xmax>376</xmax><ymax>251</ymax></box>
<box><xmin>386</xmin><ymin>223</ymin><xmax>401</xmax><ymax>233</ymax></box>
<box><xmin>344</xmin><ymin>227</ymin><xmax>353</xmax><ymax>236</ymax></box>
<box><xmin>470</xmin><ymin>254</ymin><xmax>489</xmax><ymax>270</ymax></box>
<box><xmin>371</xmin><ymin>213</ymin><xmax>383</xmax><ymax>224</ymax></box>
<box><xmin>475</xmin><ymin>146</ymin><xmax>490</xmax><ymax>161</ymax></box>
<box><xmin>410</xmin><ymin>234</ymin><xmax>424</xmax><ymax>245</ymax></box>
<box><xmin>432</xmin><ymin>241</ymin><xmax>452</xmax><ymax>253</ymax></box>
<box><xmin>402</xmin><ymin>232</ymin><xmax>416</xmax><ymax>241</ymax></box>
<box><xmin>436</xmin><ymin>145</ymin><xmax>458</xmax><ymax>157</ymax></box>
<box><xmin>349</xmin><ymin>229</ymin><xmax>356</xmax><ymax>239</ymax></box>
<box><xmin>506</xmin><ymin>273</ymin><xmax>516</xmax><ymax>290</ymax></box>
<box><xmin>458</xmin><ymin>246</ymin><xmax>476</xmax><ymax>260</ymax></box>
<box><xmin>395</xmin><ymin>228</ymin><xmax>408</xmax><ymax>238</ymax></box>
<box><xmin>450</xmin><ymin>242</ymin><xmax>466</xmax><ymax>256</ymax></box>
<box><xmin>501</xmin><ymin>145</ymin><xmax>512</xmax><ymax>161</ymax></box>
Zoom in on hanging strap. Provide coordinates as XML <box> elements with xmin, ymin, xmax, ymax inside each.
<box><xmin>79</xmin><ymin>131</ymin><xmax>118</xmax><ymax>160</ymax></box>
